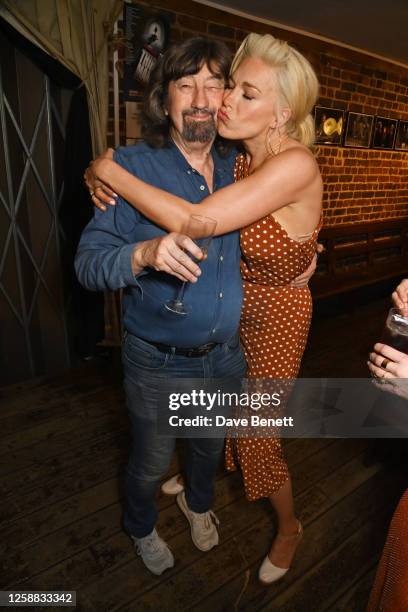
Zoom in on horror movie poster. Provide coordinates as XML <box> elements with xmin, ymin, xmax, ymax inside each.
<box><xmin>123</xmin><ymin>3</ymin><xmax>170</xmax><ymax>101</ymax></box>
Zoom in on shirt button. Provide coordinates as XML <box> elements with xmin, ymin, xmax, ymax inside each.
<box><xmin>199</xmin><ymin>185</ymin><xmax>205</xmax><ymax>191</ymax></box>
<box><xmin>187</xmin><ymin>170</ymin><xmax>191</xmax><ymax>175</ymax></box>
<box><xmin>220</xmin><ymin>256</ymin><xmax>224</xmax><ymax>262</ymax></box>
<box><xmin>219</xmin><ymin>292</ymin><xmax>223</xmax><ymax>299</ymax></box>
<box><xmin>212</xmin><ymin>328</ymin><xmax>216</xmax><ymax>334</ymax></box>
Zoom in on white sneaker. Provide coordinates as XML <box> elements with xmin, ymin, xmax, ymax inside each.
<box><xmin>161</xmin><ymin>474</ymin><xmax>184</xmax><ymax>495</ymax></box>
<box><xmin>131</xmin><ymin>528</ymin><xmax>174</xmax><ymax>576</ymax></box>
<box><xmin>176</xmin><ymin>491</ymin><xmax>219</xmax><ymax>552</ymax></box>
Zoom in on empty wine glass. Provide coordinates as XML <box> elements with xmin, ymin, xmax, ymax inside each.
<box><xmin>165</xmin><ymin>214</ymin><xmax>217</xmax><ymax>315</ymax></box>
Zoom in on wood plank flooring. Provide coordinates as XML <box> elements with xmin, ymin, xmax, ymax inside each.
<box><xmin>1</xmin><ymin>293</ymin><xmax>406</xmax><ymax>611</ymax></box>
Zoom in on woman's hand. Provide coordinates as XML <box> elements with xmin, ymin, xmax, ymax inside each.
<box><xmin>84</xmin><ymin>148</ymin><xmax>118</xmax><ymax>212</ymax></box>
<box><xmin>392</xmin><ymin>279</ymin><xmax>408</xmax><ymax>317</ymax></box>
<box><xmin>368</xmin><ymin>343</ymin><xmax>408</xmax><ymax>399</ymax></box>
<box><xmin>290</xmin><ymin>243</ymin><xmax>324</xmax><ymax>288</ymax></box>
<box><xmin>368</xmin><ymin>343</ymin><xmax>408</xmax><ymax>379</ymax></box>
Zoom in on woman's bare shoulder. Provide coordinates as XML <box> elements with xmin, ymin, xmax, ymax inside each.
<box><xmin>260</xmin><ymin>144</ymin><xmax>321</xmax><ymax>189</ymax></box>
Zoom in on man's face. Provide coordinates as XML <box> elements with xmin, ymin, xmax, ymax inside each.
<box><xmin>167</xmin><ymin>63</ymin><xmax>225</xmax><ymax>144</ymax></box>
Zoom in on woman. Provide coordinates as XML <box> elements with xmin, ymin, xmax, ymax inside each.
<box><xmin>368</xmin><ymin>277</ymin><xmax>408</xmax><ymax>395</ymax></box>
<box><xmin>86</xmin><ymin>33</ymin><xmax>322</xmax><ymax>583</ymax></box>
<box><xmin>367</xmin><ymin>489</ymin><xmax>408</xmax><ymax>612</ymax></box>
<box><xmin>367</xmin><ymin>279</ymin><xmax>408</xmax><ymax>611</ymax></box>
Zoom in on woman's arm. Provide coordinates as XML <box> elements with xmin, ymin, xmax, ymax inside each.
<box><xmin>91</xmin><ymin>148</ymin><xmax>321</xmax><ymax>236</ymax></box>
<box><xmin>84</xmin><ymin>149</ymin><xmax>118</xmax><ymax>211</ymax></box>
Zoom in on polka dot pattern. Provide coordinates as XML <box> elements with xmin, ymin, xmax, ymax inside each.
<box><xmin>225</xmin><ymin>154</ymin><xmax>323</xmax><ymax>502</ymax></box>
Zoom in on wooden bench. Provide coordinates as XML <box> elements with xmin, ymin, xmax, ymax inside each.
<box><xmin>311</xmin><ymin>218</ymin><xmax>408</xmax><ymax>298</ymax></box>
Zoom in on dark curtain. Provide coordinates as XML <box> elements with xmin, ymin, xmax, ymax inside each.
<box><xmin>0</xmin><ymin>17</ymin><xmax>104</xmax><ymax>358</ymax></box>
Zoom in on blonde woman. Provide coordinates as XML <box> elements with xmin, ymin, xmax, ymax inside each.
<box><xmin>86</xmin><ymin>33</ymin><xmax>322</xmax><ymax>583</ymax></box>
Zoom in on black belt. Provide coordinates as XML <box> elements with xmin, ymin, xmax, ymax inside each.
<box><xmin>144</xmin><ymin>339</ymin><xmax>218</xmax><ymax>358</ymax></box>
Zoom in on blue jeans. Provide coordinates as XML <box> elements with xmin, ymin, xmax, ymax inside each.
<box><xmin>122</xmin><ymin>331</ymin><xmax>247</xmax><ymax>538</ymax></box>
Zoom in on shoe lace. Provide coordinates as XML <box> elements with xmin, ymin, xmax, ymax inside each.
<box><xmin>136</xmin><ymin>532</ymin><xmax>163</xmax><ymax>556</ymax></box>
<box><xmin>193</xmin><ymin>508</ymin><xmax>220</xmax><ymax>530</ymax></box>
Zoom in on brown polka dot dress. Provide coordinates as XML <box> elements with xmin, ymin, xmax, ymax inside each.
<box><xmin>367</xmin><ymin>489</ymin><xmax>408</xmax><ymax>612</ymax></box>
<box><xmin>225</xmin><ymin>154</ymin><xmax>322</xmax><ymax>501</ymax></box>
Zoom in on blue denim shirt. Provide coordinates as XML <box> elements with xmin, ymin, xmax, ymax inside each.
<box><xmin>75</xmin><ymin>141</ymin><xmax>243</xmax><ymax>347</ymax></box>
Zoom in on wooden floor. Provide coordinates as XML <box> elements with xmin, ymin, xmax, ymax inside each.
<box><xmin>1</xmin><ymin>291</ymin><xmax>406</xmax><ymax>611</ymax></box>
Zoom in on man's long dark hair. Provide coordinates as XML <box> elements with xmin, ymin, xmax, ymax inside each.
<box><xmin>141</xmin><ymin>37</ymin><xmax>233</xmax><ymax>156</ymax></box>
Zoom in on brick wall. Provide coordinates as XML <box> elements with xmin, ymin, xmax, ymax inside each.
<box><xmin>108</xmin><ymin>0</ymin><xmax>408</xmax><ymax>227</ymax></box>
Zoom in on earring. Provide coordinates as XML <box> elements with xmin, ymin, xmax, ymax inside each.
<box><xmin>266</xmin><ymin>125</ymin><xmax>283</xmax><ymax>157</ymax></box>
<box><xmin>164</xmin><ymin>109</ymin><xmax>168</xmax><ymax>116</ymax></box>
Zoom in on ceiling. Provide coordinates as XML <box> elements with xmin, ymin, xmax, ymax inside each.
<box><xmin>197</xmin><ymin>0</ymin><xmax>408</xmax><ymax>66</ymax></box>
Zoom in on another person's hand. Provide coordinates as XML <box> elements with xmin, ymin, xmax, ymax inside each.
<box><xmin>290</xmin><ymin>242</ymin><xmax>324</xmax><ymax>288</ymax></box>
<box><xmin>368</xmin><ymin>343</ymin><xmax>408</xmax><ymax>379</ymax></box>
<box><xmin>368</xmin><ymin>342</ymin><xmax>408</xmax><ymax>399</ymax></box>
<box><xmin>84</xmin><ymin>148</ymin><xmax>118</xmax><ymax>211</ymax></box>
<box><xmin>132</xmin><ymin>233</ymin><xmax>204</xmax><ymax>282</ymax></box>
<box><xmin>392</xmin><ymin>279</ymin><xmax>408</xmax><ymax>317</ymax></box>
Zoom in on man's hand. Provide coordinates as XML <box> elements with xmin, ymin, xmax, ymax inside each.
<box><xmin>84</xmin><ymin>148</ymin><xmax>118</xmax><ymax>211</ymax></box>
<box><xmin>290</xmin><ymin>242</ymin><xmax>324</xmax><ymax>288</ymax></box>
<box><xmin>132</xmin><ymin>233</ymin><xmax>204</xmax><ymax>282</ymax></box>
<box><xmin>392</xmin><ymin>279</ymin><xmax>408</xmax><ymax>316</ymax></box>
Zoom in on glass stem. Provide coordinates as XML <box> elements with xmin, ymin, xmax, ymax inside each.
<box><xmin>175</xmin><ymin>281</ymin><xmax>187</xmax><ymax>303</ymax></box>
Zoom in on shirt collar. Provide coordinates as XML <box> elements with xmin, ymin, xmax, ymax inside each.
<box><xmin>168</xmin><ymin>138</ymin><xmax>230</xmax><ymax>177</ymax></box>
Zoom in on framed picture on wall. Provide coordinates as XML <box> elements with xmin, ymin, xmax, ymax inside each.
<box><xmin>372</xmin><ymin>116</ymin><xmax>398</xmax><ymax>149</ymax></box>
<box><xmin>344</xmin><ymin>112</ymin><xmax>374</xmax><ymax>148</ymax></box>
<box><xmin>394</xmin><ymin>120</ymin><xmax>408</xmax><ymax>151</ymax></box>
<box><xmin>123</xmin><ymin>3</ymin><xmax>170</xmax><ymax>101</ymax></box>
<box><xmin>314</xmin><ymin>106</ymin><xmax>345</xmax><ymax>145</ymax></box>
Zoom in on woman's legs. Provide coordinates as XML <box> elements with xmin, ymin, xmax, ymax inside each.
<box><xmin>267</xmin><ymin>476</ymin><xmax>302</xmax><ymax>568</ymax></box>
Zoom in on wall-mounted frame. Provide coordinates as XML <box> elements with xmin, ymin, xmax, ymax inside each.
<box><xmin>123</xmin><ymin>4</ymin><xmax>170</xmax><ymax>101</ymax></box>
<box><xmin>372</xmin><ymin>116</ymin><xmax>398</xmax><ymax>149</ymax></box>
<box><xmin>394</xmin><ymin>120</ymin><xmax>408</xmax><ymax>151</ymax></box>
<box><xmin>344</xmin><ymin>112</ymin><xmax>374</xmax><ymax>148</ymax></box>
<box><xmin>314</xmin><ymin>106</ymin><xmax>345</xmax><ymax>145</ymax></box>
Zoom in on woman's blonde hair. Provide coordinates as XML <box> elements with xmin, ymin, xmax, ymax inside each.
<box><xmin>231</xmin><ymin>33</ymin><xmax>319</xmax><ymax>149</ymax></box>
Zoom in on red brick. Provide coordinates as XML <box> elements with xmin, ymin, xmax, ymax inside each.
<box><xmin>107</xmin><ymin>0</ymin><xmax>408</xmax><ymax>227</ymax></box>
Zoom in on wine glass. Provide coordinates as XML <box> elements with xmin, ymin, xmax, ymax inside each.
<box><xmin>165</xmin><ymin>214</ymin><xmax>217</xmax><ymax>315</ymax></box>
<box><xmin>381</xmin><ymin>308</ymin><xmax>408</xmax><ymax>353</ymax></box>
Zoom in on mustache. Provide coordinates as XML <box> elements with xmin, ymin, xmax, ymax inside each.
<box><xmin>182</xmin><ymin>108</ymin><xmax>215</xmax><ymax>118</ymax></box>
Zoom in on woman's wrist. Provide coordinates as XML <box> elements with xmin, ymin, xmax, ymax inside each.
<box><xmin>93</xmin><ymin>157</ymin><xmax>113</xmax><ymax>183</ymax></box>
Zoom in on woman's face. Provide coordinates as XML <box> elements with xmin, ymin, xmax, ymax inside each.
<box><xmin>217</xmin><ymin>56</ymin><xmax>283</xmax><ymax>142</ymax></box>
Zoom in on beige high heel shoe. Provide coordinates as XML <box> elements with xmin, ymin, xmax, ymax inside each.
<box><xmin>258</xmin><ymin>521</ymin><xmax>303</xmax><ymax>585</ymax></box>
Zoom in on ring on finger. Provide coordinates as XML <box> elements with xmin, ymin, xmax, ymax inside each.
<box><xmin>381</xmin><ymin>358</ymin><xmax>390</xmax><ymax>370</ymax></box>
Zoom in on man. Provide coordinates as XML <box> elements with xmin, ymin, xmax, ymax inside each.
<box><xmin>76</xmin><ymin>38</ymin><xmax>246</xmax><ymax>577</ymax></box>
<box><xmin>77</xmin><ymin>37</ymin><xmax>314</xmax><ymax>577</ymax></box>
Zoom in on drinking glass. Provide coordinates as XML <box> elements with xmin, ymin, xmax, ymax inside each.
<box><xmin>381</xmin><ymin>308</ymin><xmax>408</xmax><ymax>353</ymax></box>
<box><xmin>164</xmin><ymin>214</ymin><xmax>217</xmax><ymax>315</ymax></box>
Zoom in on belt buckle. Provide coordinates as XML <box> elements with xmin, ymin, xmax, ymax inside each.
<box><xmin>197</xmin><ymin>343</ymin><xmax>213</xmax><ymax>356</ymax></box>
<box><xmin>187</xmin><ymin>344</ymin><xmax>209</xmax><ymax>358</ymax></box>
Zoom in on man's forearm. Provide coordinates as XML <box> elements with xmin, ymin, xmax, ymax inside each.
<box><xmin>75</xmin><ymin>242</ymin><xmax>143</xmax><ymax>292</ymax></box>
<box><xmin>131</xmin><ymin>242</ymin><xmax>149</xmax><ymax>276</ymax></box>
